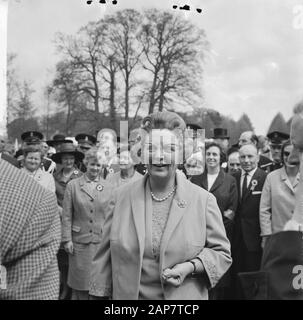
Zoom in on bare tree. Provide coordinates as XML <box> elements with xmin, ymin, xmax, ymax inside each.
<box><xmin>138</xmin><ymin>9</ymin><xmax>209</xmax><ymax>114</ymax></box>
<box><xmin>104</xmin><ymin>9</ymin><xmax>143</xmax><ymax>120</ymax></box>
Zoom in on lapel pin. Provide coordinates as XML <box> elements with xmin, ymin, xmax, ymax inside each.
<box><xmin>74</xmin><ymin>170</ymin><xmax>79</xmax><ymax>175</ymax></box>
<box><xmin>108</xmin><ymin>168</ymin><xmax>114</xmax><ymax>174</ymax></box>
<box><xmin>177</xmin><ymin>200</ymin><xmax>186</xmax><ymax>208</ymax></box>
<box><xmin>96</xmin><ymin>184</ymin><xmax>104</xmax><ymax>192</ymax></box>
<box><xmin>250</xmin><ymin>179</ymin><xmax>258</xmax><ymax>191</ymax></box>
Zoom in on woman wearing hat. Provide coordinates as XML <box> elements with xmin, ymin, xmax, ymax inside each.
<box><xmin>52</xmin><ymin>143</ymin><xmax>84</xmax><ymax>300</ymax></box>
<box><xmin>61</xmin><ymin>147</ymin><xmax>113</xmax><ymax>300</ymax></box>
<box><xmin>89</xmin><ymin>111</ymin><xmax>231</xmax><ymax>300</ymax></box>
<box><xmin>21</xmin><ymin>144</ymin><xmax>56</xmax><ymax>193</ymax></box>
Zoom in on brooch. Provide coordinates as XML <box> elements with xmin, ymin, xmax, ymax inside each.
<box><xmin>177</xmin><ymin>200</ymin><xmax>186</xmax><ymax>208</ymax></box>
<box><xmin>74</xmin><ymin>170</ymin><xmax>79</xmax><ymax>175</ymax></box>
<box><xmin>250</xmin><ymin>179</ymin><xmax>258</xmax><ymax>191</ymax></box>
<box><xmin>96</xmin><ymin>184</ymin><xmax>104</xmax><ymax>192</ymax></box>
<box><xmin>108</xmin><ymin>168</ymin><xmax>114</xmax><ymax>174</ymax></box>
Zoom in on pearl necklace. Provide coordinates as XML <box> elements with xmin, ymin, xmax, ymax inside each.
<box><xmin>150</xmin><ymin>186</ymin><xmax>176</xmax><ymax>202</ymax></box>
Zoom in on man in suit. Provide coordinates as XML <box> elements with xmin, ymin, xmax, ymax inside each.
<box><xmin>0</xmin><ymin>159</ymin><xmax>61</xmax><ymax>299</ymax></box>
<box><xmin>232</xmin><ymin>144</ymin><xmax>267</xmax><ymax>282</ymax></box>
<box><xmin>238</xmin><ymin>131</ymin><xmax>273</xmax><ymax>173</ymax></box>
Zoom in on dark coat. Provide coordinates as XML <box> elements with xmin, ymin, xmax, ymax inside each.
<box><xmin>233</xmin><ymin>168</ymin><xmax>267</xmax><ymax>252</ymax></box>
<box><xmin>238</xmin><ymin>231</ymin><xmax>303</xmax><ymax>300</ymax></box>
<box><xmin>191</xmin><ymin>169</ymin><xmax>238</xmax><ymax>240</ymax></box>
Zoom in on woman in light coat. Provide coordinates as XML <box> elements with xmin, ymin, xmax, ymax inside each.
<box><xmin>89</xmin><ymin>111</ymin><xmax>232</xmax><ymax>300</ymax></box>
<box><xmin>260</xmin><ymin>140</ymin><xmax>300</xmax><ymax>248</ymax></box>
<box><xmin>62</xmin><ymin>147</ymin><xmax>113</xmax><ymax>300</ymax></box>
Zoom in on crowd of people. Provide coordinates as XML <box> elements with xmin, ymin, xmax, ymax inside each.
<box><xmin>1</xmin><ymin>102</ymin><xmax>303</xmax><ymax>300</ymax></box>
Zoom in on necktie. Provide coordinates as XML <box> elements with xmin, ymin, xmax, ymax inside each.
<box><xmin>242</xmin><ymin>172</ymin><xmax>249</xmax><ymax>199</ymax></box>
<box><xmin>103</xmin><ymin>166</ymin><xmax>108</xmax><ymax>179</ymax></box>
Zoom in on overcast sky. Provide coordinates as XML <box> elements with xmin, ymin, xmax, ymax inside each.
<box><xmin>7</xmin><ymin>0</ymin><xmax>303</xmax><ymax>134</ymax></box>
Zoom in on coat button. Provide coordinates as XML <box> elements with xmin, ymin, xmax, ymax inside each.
<box><xmin>90</xmin><ymin>230</ymin><xmax>92</xmax><ymax>233</ymax></box>
<box><xmin>90</xmin><ymin>220</ymin><xmax>93</xmax><ymax>223</ymax></box>
<box><xmin>90</xmin><ymin>199</ymin><xmax>94</xmax><ymax>202</ymax></box>
<box><xmin>90</xmin><ymin>210</ymin><xmax>93</xmax><ymax>213</ymax></box>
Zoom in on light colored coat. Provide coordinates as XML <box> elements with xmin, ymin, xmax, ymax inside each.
<box><xmin>89</xmin><ymin>171</ymin><xmax>232</xmax><ymax>300</ymax></box>
<box><xmin>259</xmin><ymin>167</ymin><xmax>300</xmax><ymax>236</ymax></box>
<box><xmin>61</xmin><ymin>175</ymin><xmax>113</xmax><ymax>244</ymax></box>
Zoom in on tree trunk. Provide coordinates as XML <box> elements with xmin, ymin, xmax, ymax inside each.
<box><xmin>125</xmin><ymin>74</ymin><xmax>129</xmax><ymax>120</ymax></box>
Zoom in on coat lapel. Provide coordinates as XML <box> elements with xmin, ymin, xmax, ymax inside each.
<box><xmin>280</xmin><ymin>167</ymin><xmax>300</xmax><ymax>194</ymax></box>
<box><xmin>209</xmin><ymin>169</ymin><xmax>225</xmax><ymax>193</ymax></box>
<box><xmin>130</xmin><ymin>175</ymin><xmax>147</xmax><ymax>259</ymax></box>
<box><xmin>200</xmin><ymin>172</ymin><xmax>208</xmax><ymax>190</ymax></box>
<box><xmin>79</xmin><ymin>175</ymin><xmax>96</xmax><ymax>200</ymax></box>
<box><xmin>242</xmin><ymin>168</ymin><xmax>260</xmax><ymax>203</ymax></box>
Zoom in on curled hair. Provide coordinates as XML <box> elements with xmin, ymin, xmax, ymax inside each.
<box><xmin>205</xmin><ymin>142</ymin><xmax>225</xmax><ymax>165</ymax></box>
<box><xmin>141</xmin><ymin>111</ymin><xmax>186</xmax><ymax>135</ymax></box>
<box><xmin>22</xmin><ymin>144</ymin><xmax>43</xmax><ymax>159</ymax></box>
<box><xmin>281</xmin><ymin>139</ymin><xmax>292</xmax><ymax>165</ymax></box>
<box><xmin>83</xmin><ymin>147</ymin><xmax>103</xmax><ymax>166</ymax></box>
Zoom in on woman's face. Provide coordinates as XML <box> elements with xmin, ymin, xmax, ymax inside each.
<box><xmin>24</xmin><ymin>152</ymin><xmax>41</xmax><ymax>172</ymax></box>
<box><xmin>142</xmin><ymin>129</ymin><xmax>181</xmax><ymax>180</ymax></box>
<box><xmin>86</xmin><ymin>158</ymin><xmax>102</xmax><ymax>179</ymax></box>
<box><xmin>206</xmin><ymin>146</ymin><xmax>221</xmax><ymax>170</ymax></box>
<box><xmin>284</xmin><ymin>145</ymin><xmax>299</xmax><ymax>168</ymax></box>
<box><xmin>61</xmin><ymin>154</ymin><xmax>75</xmax><ymax>170</ymax></box>
<box><xmin>119</xmin><ymin>150</ymin><xmax>133</xmax><ymax>170</ymax></box>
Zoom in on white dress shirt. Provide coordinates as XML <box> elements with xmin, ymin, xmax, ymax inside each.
<box><xmin>240</xmin><ymin>167</ymin><xmax>258</xmax><ymax>197</ymax></box>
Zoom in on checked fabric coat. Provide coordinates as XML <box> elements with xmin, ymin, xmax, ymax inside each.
<box><xmin>0</xmin><ymin>160</ymin><xmax>61</xmax><ymax>300</ymax></box>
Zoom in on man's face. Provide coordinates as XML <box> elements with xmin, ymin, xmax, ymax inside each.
<box><xmin>238</xmin><ymin>132</ymin><xmax>252</xmax><ymax>147</ymax></box>
<box><xmin>228</xmin><ymin>152</ymin><xmax>241</xmax><ymax>174</ymax></box>
<box><xmin>289</xmin><ymin>113</ymin><xmax>303</xmax><ymax>164</ymax></box>
<box><xmin>239</xmin><ymin>145</ymin><xmax>259</xmax><ymax>172</ymax></box>
<box><xmin>270</xmin><ymin>143</ymin><xmax>283</xmax><ymax>162</ymax></box>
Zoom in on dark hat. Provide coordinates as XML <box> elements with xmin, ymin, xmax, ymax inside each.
<box><xmin>51</xmin><ymin>143</ymin><xmax>84</xmax><ymax>164</ymax></box>
<box><xmin>75</xmin><ymin>134</ymin><xmax>97</xmax><ymax>148</ymax></box>
<box><xmin>46</xmin><ymin>134</ymin><xmax>73</xmax><ymax>147</ymax></box>
<box><xmin>21</xmin><ymin>131</ymin><xmax>44</xmax><ymax>143</ymax></box>
<box><xmin>212</xmin><ymin>128</ymin><xmax>229</xmax><ymax>139</ymax></box>
<box><xmin>267</xmin><ymin>131</ymin><xmax>289</xmax><ymax>145</ymax></box>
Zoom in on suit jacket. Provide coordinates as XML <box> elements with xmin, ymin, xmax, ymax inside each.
<box><xmin>89</xmin><ymin>171</ymin><xmax>232</xmax><ymax>300</ymax></box>
<box><xmin>260</xmin><ymin>167</ymin><xmax>299</xmax><ymax>236</ymax></box>
<box><xmin>233</xmin><ymin>168</ymin><xmax>267</xmax><ymax>252</ymax></box>
<box><xmin>238</xmin><ymin>231</ymin><xmax>303</xmax><ymax>300</ymax></box>
<box><xmin>0</xmin><ymin>160</ymin><xmax>61</xmax><ymax>300</ymax></box>
<box><xmin>191</xmin><ymin>169</ymin><xmax>238</xmax><ymax>239</ymax></box>
<box><xmin>61</xmin><ymin>175</ymin><xmax>113</xmax><ymax>244</ymax></box>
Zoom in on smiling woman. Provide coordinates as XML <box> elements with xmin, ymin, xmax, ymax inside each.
<box><xmin>89</xmin><ymin>111</ymin><xmax>232</xmax><ymax>300</ymax></box>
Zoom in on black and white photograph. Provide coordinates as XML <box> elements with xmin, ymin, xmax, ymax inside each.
<box><xmin>1</xmin><ymin>0</ymin><xmax>303</xmax><ymax>303</ymax></box>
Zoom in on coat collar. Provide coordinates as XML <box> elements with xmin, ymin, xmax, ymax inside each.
<box><xmin>280</xmin><ymin>166</ymin><xmax>300</xmax><ymax>194</ymax></box>
<box><xmin>130</xmin><ymin>170</ymin><xmax>192</xmax><ymax>266</ymax></box>
<box><xmin>79</xmin><ymin>174</ymin><xmax>103</xmax><ymax>200</ymax></box>
<box><xmin>199</xmin><ymin>169</ymin><xmax>225</xmax><ymax>193</ymax></box>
